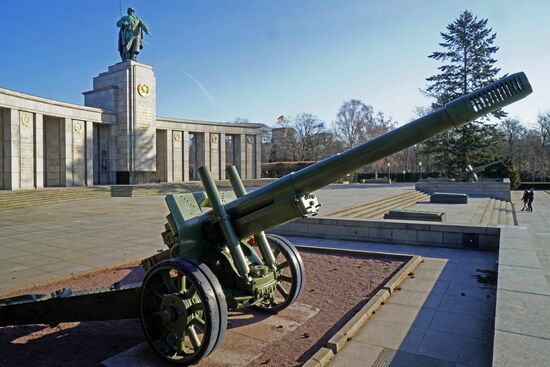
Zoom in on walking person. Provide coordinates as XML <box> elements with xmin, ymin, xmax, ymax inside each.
<box><xmin>521</xmin><ymin>189</ymin><xmax>529</xmax><ymax>211</ymax></box>
<box><xmin>527</xmin><ymin>188</ymin><xmax>535</xmax><ymax>211</ymax></box>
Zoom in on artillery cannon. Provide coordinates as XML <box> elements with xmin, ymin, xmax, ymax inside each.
<box><xmin>0</xmin><ymin>72</ymin><xmax>532</xmax><ymax>365</ymax></box>
<box><xmin>462</xmin><ymin>160</ymin><xmax>504</xmax><ymax>182</ymax></box>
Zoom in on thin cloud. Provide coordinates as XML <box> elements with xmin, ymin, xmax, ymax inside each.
<box><xmin>181</xmin><ymin>69</ymin><xmax>234</xmax><ymax>115</ymax></box>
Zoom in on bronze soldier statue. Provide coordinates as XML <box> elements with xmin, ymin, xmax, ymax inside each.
<box><xmin>117</xmin><ymin>7</ymin><xmax>150</xmax><ymax>61</ymax></box>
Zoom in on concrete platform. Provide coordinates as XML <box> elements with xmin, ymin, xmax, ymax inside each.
<box><xmin>292</xmin><ymin>237</ymin><xmax>498</xmax><ymax>367</ymax></box>
<box><xmin>102</xmin><ymin>303</ymin><xmax>319</xmax><ymax>367</ymax></box>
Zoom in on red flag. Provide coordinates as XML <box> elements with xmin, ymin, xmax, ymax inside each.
<box><xmin>276</xmin><ymin>115</ymin><xmax>284</xmax><ymax>123</ymax></box>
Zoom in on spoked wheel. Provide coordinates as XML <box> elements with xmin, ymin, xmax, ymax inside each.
<box><xmin>256</xmin><ymin>234</ymin><xmax>305</xmax><ymax>313</ymax></box>
<box><xmin>140</xmin><ymin>258</ymin><xmax>227</xmax><ymax>365</ymax></box>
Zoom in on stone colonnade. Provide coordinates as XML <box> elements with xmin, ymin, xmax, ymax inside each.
<box><xmin>156</xmin><ymin>117</ymin><xmax>261</xmax><ymax>181</ymax></box>
<box><xmin>0</xmin><ymin>87</ymin><xmax>262</xmax><ymax>190</ymax></box>
<box><xmin>0</xmin><ymin>88</ymin><xmax>113</xmax><ymax>190</ymax></box>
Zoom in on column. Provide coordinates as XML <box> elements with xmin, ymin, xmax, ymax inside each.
<box><xmin>166</xmin><ymin>130</ymin><xmax>173</xmax><ymax>182</ymax></box>
<box><xmin>238</xmin><ymin>134</ymin><xmax>246</xmax><ymax>178</ymax></box>
<box><xmin>197</xmin><ymin>133</ymin><xmax>209</xmax><ymax>173</ymax></box>
<box><xmin>220</xmin><ymin>133</ymin><xmax>226</xmax><ymax>179</ymax></box>
<box><xmin>62</xmin><ymin>118</ymin><xmax>72</xmax><ymax>186</ymax></box>
<box><xmin>183</xmin><ymin>131</ymin><xmax>189</xmax><ymax>182</ymax></box>
<box><xmin>245</xmin><ymin>135</ymin><xmax>255</xmax><ymax>179</ymax></box>
<box><xmin>0</xmin><ymin>108</ymin><xmax>4</xmax><ymax>189</ymax></box>
<box><xmin>34</xmin><ymin>113</ymin><xmax>44</xmax><ymax>188</ymax></box>
<box><xmin>85</xmin><ymin>121</ymin><xmax>94</xmax><ymax>187</ymax></box>
<box><xmin>5</xmin><ymin>109</ymin><xmax>20</xmax><ymax>190</ymax></box>
<box><xmin>209</xmin><ymin>133</ymin><xmax>220</xmax><ymax>180</ymax></box>
<box><xmin>72</xmin><ymin>120</ymin><xmax>86</xmax><ymax>186</ymax></box>
<box><xmin>255</xmin><ymin>133</ymin><xmax>261</xmax><ymax>179</ymax></box>
<box><xmin>109</xmin><ymin>123</ymin><xmax>117</xmax><ymax>184</ymax></box>
<box><xmin>173</xmin><ymin>130</ymin><xmax>183</xmax><ymax>181</ymax></box>
<box><xmin>17</xmin><ymin>111</ymin><xmax>34</xmax><ymax>189</ymax></box>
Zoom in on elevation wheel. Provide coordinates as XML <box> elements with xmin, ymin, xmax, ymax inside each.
<box><xmin>256</xmin><ymin>234</ymin><xmax>305</xmax><ymax>313</ymax></box>
<box><xmin>140</xmin><ymin>258</ymin><xmax>227</xmax><ymax>365</ymax></box>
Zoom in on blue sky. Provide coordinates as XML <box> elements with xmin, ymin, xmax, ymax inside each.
<box><xmin>1</xmin><ymin>1</ymin><xmax>548</xmax><ymax>128</ymax></box>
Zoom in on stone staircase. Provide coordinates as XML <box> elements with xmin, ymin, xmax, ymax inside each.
<box><xmin>326</xmin><ymin>191</ymin><xmax>429</xmax><ymax>219</ymax></box>
<box><xmin>475</xmin><ymin>198</ymin><xmax>516</xmax><ymax>226</ymax></box>
<box><xmin>0</xmin><ymin>187</ymin><xmax>109</xmax><ymax>211</ymax></box>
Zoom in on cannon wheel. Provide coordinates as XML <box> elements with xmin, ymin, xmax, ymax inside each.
<box><xmin>140</xmin><ymin>258</ymin><xmax>227</xmax><ymax>365</ymax></box>
<box><xmin>256</xmin><ymin>234</ymin><xmax>305</xmax><ymax>313</ymax></box>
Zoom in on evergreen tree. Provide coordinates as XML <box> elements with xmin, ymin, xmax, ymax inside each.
<box><xmin>421</xmin><ymin>10</ymin><xmax>503</xmax><ymax>177</ymax></box>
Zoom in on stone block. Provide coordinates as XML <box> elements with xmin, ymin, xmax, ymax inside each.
<box><xmin>392</xmin><ymin>229</ymin><xmax>417</xmax><ymax>242</ymax></box>
<box><xmin>347</xmin><ymin>225</ymin><xmax>369</xmax><ymax>237</ymax></box>
<box><xmin>442</xmin><ymin>231</ymin><xmax>462</xmax><ymax>246</ymax></box>
<box><xmin>430</xmin><ymin>192</ymin><xmax>468</xmax><ymax>204</ymax></box>
<box><xmin>417</xmin><ymin>230</ymin><xmax>443</xmax><ymax>244</ymax></box>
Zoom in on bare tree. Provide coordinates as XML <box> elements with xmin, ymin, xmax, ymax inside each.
<box><xmin>537</xmin><ymin>112</ymin><xmax>550</xmax><ymax>179</ymax></box>
<box><xmin>233</xmin><ymin>117</ymin><xmax>250</xmax><ymax>124</ymax></box>
<box><xmin>498</xmin><ymin>118</ymin><xmax>526</xmax><ymax>161</ymax></box>
<box><xmin>333</xmin><ymin>99</ymin><xmax>395</xmax><ymax>149</ymax></box>
<box><xmin>292</xmin><ymin>113</ymin><xmax>326</xmax><ymax>161</ymax></box>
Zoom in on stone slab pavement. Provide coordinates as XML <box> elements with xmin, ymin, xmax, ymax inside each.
<box><xmin>0</xmin><ymin>196</ymin><xmax>168</xmax><ymax>294</ymax></box>
<box><xmin>491</xmin><ymin>191</ymin><xmax>550</xmax><ymax>367</ymax></box>
<box><xmin>0</xmin><ymin>184</ymin><xmax>411</xmax><ymax>294</ymax></box>
<box><xmin>290</xmin><ymin>236</ymin><xmax>498</xmax><ymax>367</ymax></box>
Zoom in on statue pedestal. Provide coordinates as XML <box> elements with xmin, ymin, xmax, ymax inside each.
<box><xmin>83</xmin><ymin>60</ymin><xmax>157</xmax><ymax>184</ymax></box>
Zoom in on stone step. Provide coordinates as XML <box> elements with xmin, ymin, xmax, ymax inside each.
<box><xmin>479</xmin><ymin>198</ymin><xmax>496</xmax><ymax>226</ymax></box>
<box><xmin>0</xmin><ymin>189</ymin><xmax>109</xmax><ymax>211</ymax></box>
<box><xmin>358</xmin><ymin>196</ymin><xmax>429</xmax><ymax>220</ymax></box>
<box><xmin>498</xmin><ymin>200</ymin><xmax>507</xmax><ymax>224</ymax></box>
<box><xmin>347</xmin><ymin>193</ymin><xmax>429</xmax><ymax>219</ymax></box>
<box><xmin>489</xmin><ymin>200</ymin><xmax>502</xmax><ymax>226</ymax></box>
<box><xmin>343</xmin><ymin>192</ymin><xmax>427</xmax><ymax>219</ymax></box>
<box><xmin>328</xmin><ymin>191</ymin><xmax>422</xmax><ymax>217</ymax></box>
<box><xmin>505</xmin><ymin>201</ymin><xmax>515</xmax><ymax>225</ymax></box>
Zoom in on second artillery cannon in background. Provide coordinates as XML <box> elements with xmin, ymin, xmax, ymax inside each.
<box><xmin>0</xmin><ymin>72</ymin><xmax>532</xmax><ymax>365</ymax></box>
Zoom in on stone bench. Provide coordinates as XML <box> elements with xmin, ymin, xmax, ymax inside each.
<box><xmin>430</xmin><ymin>192</ymin><xmax>468</xmax><ymax>204</ymax></box>
<box><xmin>111</xmin><ymin>185</ymin><xmax>134</xmax><ymax>197</ymax></box>
<box><xmin>383</xmin><ymin>209</ymin><xmax>446</xmax><ymax>222</ymax></box>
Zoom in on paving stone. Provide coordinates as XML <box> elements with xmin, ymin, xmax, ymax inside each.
<box><xmin>389</xmin><ymin>288</ymin><xmax>445</xmax><ymax>309</ymax></box>
<box><xmin>429</xmin><ymin>309</ymin><xmax>494</xmax><ymax>340</ymax></box>
<box><xmin>372</xmin><ymin>348</ymin><xmax>456</xmax><ymax>367</ymax></box>
<box><xmin>499</xmin><ymin>248</ymin><xmax>541</xmax><ymax>268</ymax></box>
<box><xmin>417</xmin><ymin>329</ymin><xmax>492</xmax><ymax>366</ymax></box>
<box><xmin>370</xmin><ymin>302</ymin><xmax>436</xmax><ymax>330</ymax></box>
<box><xmin>444</xmin><ymin>280</ymin><xmax>496</xmax><ymax>300</ymax></box>
<box><xmin>495</xmin><ymin>289</ymin><xmax>550</xmax><ymax>339</ymax></box>
<box><xmin>330</xmin><ymin>342</ymin><xmax>383</xmax><ymax>367</ymax></box>
<box><xmin>399</xmin><ymin>276</ymin><xmax>449</xmax><ymax>294</ymax></box>
<box><xmin>493</xmin><ymin>330</ymin><xmax>550</xmax><ymax>367</ymax></box>
<box><xmin>228</xmin><ymin>303</ymin><xmax>318</xmax><ymax>343</ymax></box>
<box><xmin>438</xmin><ymin>294</ymin><xmax>495</xmax><ymax>317</ymax></box>
<box><xmin>498</xmin><ymin>264</ymin><xmax>550</xmax><ymax>296</ymax></box>
<box><xmin>354</xmin><ymin>320</ymin><xmax>427</xmax><ymax>352</ymax></box>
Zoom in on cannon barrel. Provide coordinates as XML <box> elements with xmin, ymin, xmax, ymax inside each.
<box><xmin>214</xmin><ymin>72</ymin><xmax>532</xmax><ymax>237</ymax></box>
<box><xmin>471</xmin><ymin>159</ymin><xmax>503</xmax><ymax>173</ymax></box>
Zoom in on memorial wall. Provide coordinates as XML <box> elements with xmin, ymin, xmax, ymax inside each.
<box><xmin>0</xmin><ymin>60</ymin><xmax>262</xmax><ymax>190</ymax></box>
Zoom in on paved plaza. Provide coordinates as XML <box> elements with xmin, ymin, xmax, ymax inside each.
<box><xmin>1</xmin><ymin>184</ymin><xmax>549</xmax><ymax>366</ymax></box>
